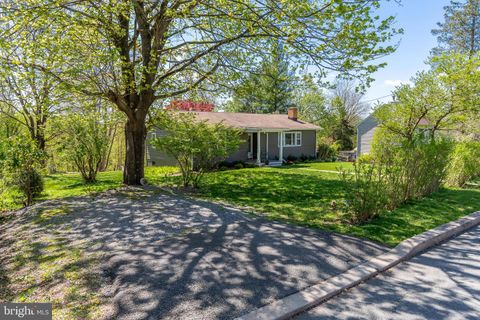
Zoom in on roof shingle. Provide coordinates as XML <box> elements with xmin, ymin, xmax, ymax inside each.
<box><xmin>192</xmin><ymin>112</ymin><xmax>320</xmax><ymax>130</ymax></box>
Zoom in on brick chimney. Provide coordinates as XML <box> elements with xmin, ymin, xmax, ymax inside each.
<box><xmin>288</xmin><ymin>107</ymin><xmax>298</xmax><ymax>121</ymax></box>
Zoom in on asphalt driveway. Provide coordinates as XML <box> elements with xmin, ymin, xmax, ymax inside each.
<box><xmin>295</xmin><ymin>225</ymin><xmax>480</xmax><ymax>320</ymax></box>
<box><xmin>15</xmin><ymin>189</ymin><xmax>387</xmax><ymax>319</ymax></box>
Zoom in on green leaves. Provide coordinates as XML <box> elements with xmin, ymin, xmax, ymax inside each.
<box><xmin>53</xmin><ymin>111</ymin><xmax>110</xmax><ymax>183</ymax></box>
<box><xmin>150</xmin><ymin>110</ymin><xmax>243</xmax><ymax>188</ymax></box>
<box><xmin>376</xmin><ymin>53</ymin><xmax>480</xmax><ymax>139</ymax></box>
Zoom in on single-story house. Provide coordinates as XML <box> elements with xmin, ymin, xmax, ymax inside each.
<box><xmin>146</xmin><ymin>107</ymin><xmax>320</xmax><ymax>166</ymax></box>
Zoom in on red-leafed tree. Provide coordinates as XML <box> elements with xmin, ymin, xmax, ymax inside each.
<box><xmin>166</xmin><ymin>101</ymin><xmax>215</xmax><ymax>112</ymax></box>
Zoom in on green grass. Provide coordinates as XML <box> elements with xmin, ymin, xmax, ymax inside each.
<box><xmin>3</xmin><ymin>163</ymin><xmax>479</xmax><ymax>247</ymax></box>
<box><xmin>0</xmin><ymin>166</ymin><xmax>179</xmax><ymax>212</ymax></box>
<box><xmin>290</xmin><ymin>161</ymin><xmax>354</xmax><ymax>171</ymax></box>
<box><xmin>189</xmin><ymin>166</ymin><xmax>480</xmax><ymax>246</ymax></box>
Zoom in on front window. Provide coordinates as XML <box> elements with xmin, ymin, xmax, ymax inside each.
<box><xmin>279</xmin><ymin>132</ymin><xmax>302</xmax><ymax>147</ymax></box>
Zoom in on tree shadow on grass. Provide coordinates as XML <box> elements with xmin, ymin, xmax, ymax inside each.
<box><xmin>199</xmin><ymin>170</ymin><xmax>346</xmax><ymax>222</ymax></box>
<box><xmin>348</xmin><ymin>188</ymin><xmax>480</xmax><ymax>246</ymax></box>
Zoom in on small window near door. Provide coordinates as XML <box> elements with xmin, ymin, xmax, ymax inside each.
<box><xmin>279</xmin><ymin>132</ymin><xmax>302</xmax><ymax>147</ymax></box>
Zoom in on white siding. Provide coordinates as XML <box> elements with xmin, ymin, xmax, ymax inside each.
<box><xmin>356</xmin><ymin>114</ymin><xmax>378</xmax><ymax>157</ymax></box>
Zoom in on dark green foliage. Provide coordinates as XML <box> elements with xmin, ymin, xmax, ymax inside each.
<box><xmin>233</xmin><ymin>163</ymin><xmax>244</xmax><ymax>169</ymax></box>
<box><xmin>432</xmin><ymin>0</ymin><xmax>480</xmax><ymax>56</ymax></box>
<box><xmin>15</xmin><ymin>168</ymin><xmax>44</xmax><ymax>206</ymax></box>
<box><xmin>331</xmin><ymin>118</ymin><xmax>355</xmax><ymax>150</ymax></box>
<box><xmin>317</xmin><ymin>143</ymin><xmax>338</xmax><ymax>161</ymax></box>
<box><xmin>225</xmin><ymin>43</ymin><xmax>295</xmax><ymax>113</ymax></box>
<box><xmin>286</xmin><ymin>155</ymin><xmax>297</xmax><ymax>162</ymax></box>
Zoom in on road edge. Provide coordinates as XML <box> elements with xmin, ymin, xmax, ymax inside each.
<box><xmin>236</xmin><ymin>210</ymin><xmax>480</xmax><ymax>320</ymax></box>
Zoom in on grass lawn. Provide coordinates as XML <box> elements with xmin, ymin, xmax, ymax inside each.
<box><xmin>2</xmin><ymin>162</ymin><xmax>479</xmax><ymax>246</ymax></box>
<box><xmin>290</xmin><ymin>161</ymin><xmax>354</xmax><ymax>172</ymax></box>
<box><xmin>191</xmin><ymin>166</ymin><xmax>480</xmax><ymax>246</ymax></box>
<box><xmin>0</xmin><ymin>166</ymin><xmax>178</xmax><ymax>212</ymax></box>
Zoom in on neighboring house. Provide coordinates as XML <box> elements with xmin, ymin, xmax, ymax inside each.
<box><xmin>357</xmin><ymin>114</ymin><xmax>432</xmax><ymax>158</ymax></box>
<box><xmin>146</xmin><ymin>107</ymin><xmax>320</xmax><ymax>166</ymax></box>
<box><xmin>356</xmin><ymin>114</ymin><xmax>378</xmax><ymax>157</ymax></box>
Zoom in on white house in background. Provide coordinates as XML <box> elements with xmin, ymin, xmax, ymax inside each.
<box><xmin>356</xmin><ymin>114</ymin><xmax>378</xmax><ymax>157</ymax></box>
<box><xmin>357</xmin><ymin>114</ymin><xmax>432</xmax><ymax>158</ymax></box>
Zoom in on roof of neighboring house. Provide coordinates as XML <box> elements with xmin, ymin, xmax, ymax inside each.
<box><xmin>192</xmin><ymin>112</ymin><xmax>320</xmax><ymax>130</ymax></box>
<box><xmin>357</xmin><ymin>113</ymin><xmax>431</xmax><ymax>130</ymax></box>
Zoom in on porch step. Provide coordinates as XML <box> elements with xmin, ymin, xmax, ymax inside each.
<box><xmin>267</xmin><ymin>161</ymin><xmax>283</xmax><ymax>167</ymax></box>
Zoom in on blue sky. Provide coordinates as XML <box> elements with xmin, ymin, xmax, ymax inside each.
<box><xmin>363</xmin><ymin>0</ymin><xmax>450</xmax><ymax>104</ymax></box>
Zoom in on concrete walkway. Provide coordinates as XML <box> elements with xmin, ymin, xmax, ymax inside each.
<box><xmin>295</xmin><ymin>225</ymin><xmax>480</xmax><ymax>320</ymax></box>
<box><xmin>23</xmin><ymin>190</ymin><xmax>387</xmax><ymax>320</ymax></box>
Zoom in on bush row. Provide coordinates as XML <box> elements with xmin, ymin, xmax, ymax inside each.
<box><xmin>341</xmin><ymin>137</ymin><xmax>453</xmax><ymax>224</ymax></box>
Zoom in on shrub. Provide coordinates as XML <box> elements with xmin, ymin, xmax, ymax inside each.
<box><xmin>375</xmin><ymin>137</ymin><xmax>452</xmax><ymax>204</ymax></box>
<box><xmin>55</xmin><ymin>112</ymin><xmax>110</xmax><ymax>183</ymax></box>
<box><xmin>233</xmin><ymin>163</ymin><xmax>244</xmax><ymax>169</ymax></box>
<box><xmin>299</xmin><ymin>154</ymin><xmax>308</xmax><ymax>162</ymax></box>
<box><xmin>15</xmin><ymin>168</ymin><xmax>44</xmax><ymax>206</ymax></box>
<box><xmin>0</xmin><ymin>136</ymin><xmax>45</xmax><ymax>206</ymax></box>
<box><xmin>317</xmin><ymin>143</ymin><xmax>337</xmax><ymax>161</ymax></box>
<box><xmin>151</xmin><ymin>110</ymin><xmax>243</xmax><ymax>188</ymax></box>
<box><xmin>340</xmin><ymin>159</ymin><xmax>388</xmax><ymax>223</ymax></box>
<box><xmin>342</xmin><ymin>133</ymin><xmax>453</xmax><ymax>223</ymax></box>
<box><xmin>446</xmin><ymin>141</ymin><xmax>480</xmax><ymax>187</ymax></box>
<box><xmin>218</xmin><ymin>160</ymin><xmax>232</xmax><ymax>168</ymax></box>
<box><xmin>286</xmin><ymin>154</ymin><xmax>297</xmax><ymax>162</ymax></box>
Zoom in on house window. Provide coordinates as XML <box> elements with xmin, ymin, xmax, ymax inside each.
<box><xmin>279</xmin><ymin>132</ymin><xmax>302</xmax><ymax>147</ymax></box>
<box><xmin>151</xmin><ymin>132</ymin><xmax>157</xmax><ymax>139</ymax></box>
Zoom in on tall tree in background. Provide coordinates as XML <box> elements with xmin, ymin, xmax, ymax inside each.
<box><xmin>432</xmin><ymin>0</ymin><xmax>480</xmax><ymax>56</ymax></box>
<box><xmin>328</xmin><ymin>80</ymin><xmax>369</xmax><ymax>149</ymax></box>
<box><xmin>1</xmin><ymin>0</ymin><xmax>400</xmax><ymax>185</ymax></box>
<box><xmin>295</xmin><ymin>76</ymin><xmax>328</xmax><ymax>124</ymax></box>
<box><xmin>225</xmin><ymin>43</ymin><xmax>295</xmax><ymax>113</ymax></box>
<box><xmin>0</xmin><ymin>29</ymin><xmax>65</xmax><ymax>151</ymax></box>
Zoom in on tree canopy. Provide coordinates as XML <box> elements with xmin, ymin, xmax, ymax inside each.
<box><xmin>225</xmin><ymin>42</ymin><xmax>296</xmax><ymax>113</ymax></box>
<box><xmin>375</xmin><ymin>53</ymin><xmax>480</xmax><ymax>140</ymax></box>
<box><xmin>432</xmin><ymin>0</ymin><xmax>480</xmax><ymax>56</ymax></box>
<box><xmin>0</xmin><ymin>0</ymin><xmax>401</xmax><ymax>184</ymax></box>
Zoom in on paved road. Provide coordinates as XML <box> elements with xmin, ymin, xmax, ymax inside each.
<box><xmin>296</xmin><ymin>225</ymin><xmax>480</xmax><ymax>320</ymax></box>
<box><xmin>22</xmin><ymin>189</ymin><xmax>387</xmax><ymax>320</ymax></box>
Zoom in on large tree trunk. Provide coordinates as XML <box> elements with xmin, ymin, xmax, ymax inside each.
<box><xmin>34</xmin><ymin>134</ymin><xmax>46</xmax><ymax>151</ymax></box>
<box><xmin>123</xmin><ymin>115</ymin><xmax>147</xmax><ymax>185</ymax></box>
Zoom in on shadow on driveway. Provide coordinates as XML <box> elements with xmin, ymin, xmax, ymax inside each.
<box><xmin>296</xmin><ymin>226</ymin><xmax>480</xmax><ymax>320</ymax></box>
<box><xmin>26</xmin><ymin>190</ymin><xmax>388</xmax><ymax>320</ymax></box>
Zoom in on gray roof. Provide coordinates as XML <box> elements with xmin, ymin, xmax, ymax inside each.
<box><xmin>193</xmin><ymin>112</ymin><xmax>320</xmax><ymax>130</ymax></box>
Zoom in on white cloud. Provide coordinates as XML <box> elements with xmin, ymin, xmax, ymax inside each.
<box><xmin>384</xmin><ymin>79</ymin><xmax>412</xmax><ymax>87</ymax></box>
